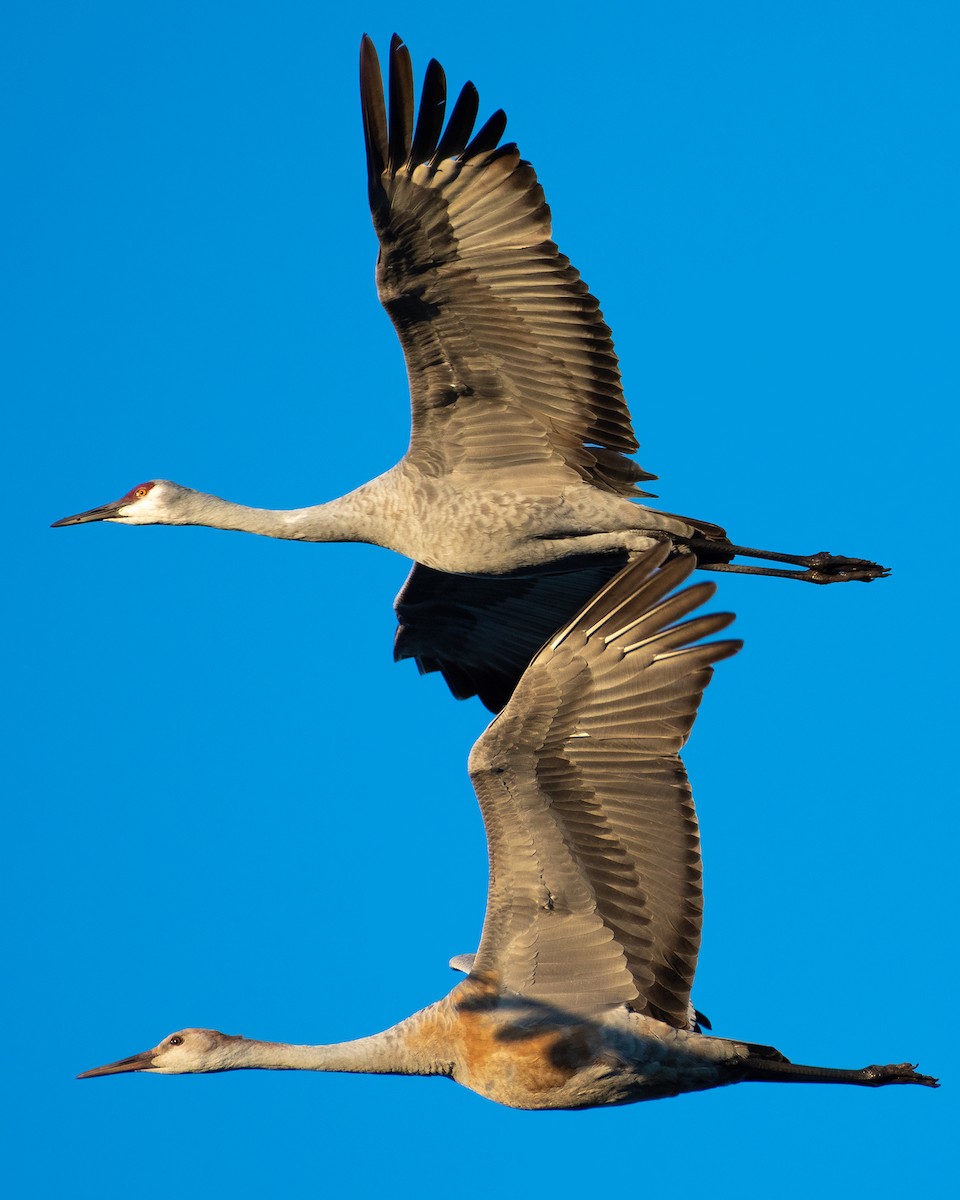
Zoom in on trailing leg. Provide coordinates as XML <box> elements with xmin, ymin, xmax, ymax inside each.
<box><xmin>694</xmin><ymin>541</ymin><xmax>890</xmax><ymax>584</ymax></box>
<box><xmin>741</xmin><ymin>1054</ymin><xmax>938</xmax><ymax>1088</ymax></box>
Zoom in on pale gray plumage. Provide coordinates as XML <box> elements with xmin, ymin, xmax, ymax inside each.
<box><xmin>53</xmin><ymin>35</ymin><xmax>888</xmax><ymax>712</ymax></box>
<box><xmin>78</xmin><ymin>546</ymin><xmax>934</xmax><ymax>1108</ymax></box>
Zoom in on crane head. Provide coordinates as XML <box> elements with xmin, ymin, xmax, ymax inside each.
<box><xmin>78</xmin><ymin>1028</ymin><xmax>246</xmax><ymax>1077</ymax></box>
<box><xmin>51</xmin><ymin>480</ymin><xmax>181</xmax><ymax>527</ymax></box>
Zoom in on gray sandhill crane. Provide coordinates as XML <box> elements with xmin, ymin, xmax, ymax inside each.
<box><xmin>53</xmin><ymin>36</ymin><xmax>888</xmax><ymax>712</ymax></box>
<box><xmin>77</xmin><ymin>547</ymin><xmax>934</xmax><ymax>1108</ymax></box>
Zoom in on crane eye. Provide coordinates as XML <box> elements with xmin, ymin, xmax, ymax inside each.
<box><xmin>169</xmin><ymin>1035</ymin><xmax>184</xmax><ymax>1046</ymax></box>
<box><xmin>135</xmin><ymin>488</ymin><xmax>148</xmax><ymax>499</ymax></box>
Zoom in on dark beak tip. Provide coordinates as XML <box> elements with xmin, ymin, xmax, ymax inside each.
<box><xmin>76</xmin><ymin>1050</ymin><xmax>156</xmax><ymax>1078</ymax></box>
<box><xmin>50</xmin><ymin>501</ymin><xmax>126</xmax><ymax>528</ymax></box>
<box><xmin>76</xmin><ymin>1065</ymin><xmax>106</xmax><ymax>1080</ymax></box>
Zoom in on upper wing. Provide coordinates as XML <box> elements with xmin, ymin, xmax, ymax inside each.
<box><xmin>393</xmin><ymin>553</ymin><xmax>630</xmax><ymax>712</ymax></box>
<box><xmin>467</xmin><ymin>544</ymin><xmax>741</xmax><ymax>1025</ymax></box>
<box><xmin>360</xmin><ymin>35</ymin><xmax>655</xmax><ymax>496</ymax></box>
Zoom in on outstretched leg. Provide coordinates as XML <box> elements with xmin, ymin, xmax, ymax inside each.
<box><xmin>742</xmin><ymin>1055</ymin><xmax>938</xmax><ymax>1088</ymax></box>
<box><xmin>696</xmin><ymin>542</ymin><xmax>890</xmax><ymax>584</ymax></box>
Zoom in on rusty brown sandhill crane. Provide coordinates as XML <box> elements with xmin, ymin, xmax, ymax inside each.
<box><xmin>77</xmin><ymin>547</ymin><xmax>933</xmax><ymax>1108</ymax></box>
<box><xmin>53</xmin><ymin>35</ymin><xmax>888</xmax><ymax>713</ymax></box>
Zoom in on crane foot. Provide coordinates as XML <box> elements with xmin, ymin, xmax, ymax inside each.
<box><xmin>801</xmin><ymin>552</ymin><xmax>891</xmax><ymax>584</ymax></box>
<box><xmin>859</xmin><ymin>1062</ymin><xmax>939</xmax><ymax>1087</ymax></box>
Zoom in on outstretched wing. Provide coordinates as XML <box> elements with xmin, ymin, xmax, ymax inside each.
<box><xmin>360</xmin><ymin>35</ymin><xmax>655</xmax><ymax>497</ymax></box>
<box><xmin>467</xmin><ymin>544</ymin><xmax>741</xmax><ymax>1025</ymax></box>
<box><xmin>393</xmin><ymin>553</ymin><xmax>630</xmax><ymax>712</ymax></box>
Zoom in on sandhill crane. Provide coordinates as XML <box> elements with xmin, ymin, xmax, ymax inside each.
<box><xmin>77</xmin><ymin>547</ymin><xmax>933</xmax><ymax>1108</ymax></box>
<box><xmin>53</xmin><ymin>36</ymin><xmax>888</xmax><ymax>711</ymax></box>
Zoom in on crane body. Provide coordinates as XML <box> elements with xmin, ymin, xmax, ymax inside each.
<box><xmin>79</xmin><ymin>980</ymin><xmax>934</xmax><ymax>1108</ymax></box>
<box><xmin>54</xmin><ymin>35</ymin><xmax>888</xmax><ymax>710</ymax></box>
<box><xmin>78</xmin><ymin>547</ymin><xmax>935</xmax><ymax>1109</ymax></box>
<box><xmin>53</xmin><ymin>470</ymin><xmax>680</xmax><ymax>573</ymax></box>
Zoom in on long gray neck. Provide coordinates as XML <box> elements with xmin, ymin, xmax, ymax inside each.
<box><xmin>172</xmin><ymin>481</ymin><xmax>386</xmax><ymax>545</ymax></box>
<box><xmin>223</xmin><ymin>1010</ymin><xmax>452</xmax><ymax>1078</ymax></box>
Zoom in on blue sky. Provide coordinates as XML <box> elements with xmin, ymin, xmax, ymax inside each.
<box><xmin>6</xmin><ymin>1</ymin><xmax>956</xmax><ymax>1195</ymax></box>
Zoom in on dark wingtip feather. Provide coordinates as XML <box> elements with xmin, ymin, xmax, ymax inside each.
<box><xmin>433</xmin><ymin>81</ymin><xmax>480</xmax><ymax>163</ymax></box>
<box><xmin>409</xmin><ymin>58</ymin><xmax>447</xmax><ymax>166</ymax></box>
<box><xmin>359</xmin><ymin>35</ymin><xmax>388</xmax><ymax>212</ymax></box>
<box><xmin>387</xmin><ymin>34</ymin><xmax>414</xmax><ymax>172</ymax></box>
<box><xmin>367</xmin><ymin>37</ymin><xmax>496</xmax><ymax>172</ymax></box>
<box><xmin>462</xmin><ymin>108</ymin><xmax>507</xmax><ymax>158</ymax></box>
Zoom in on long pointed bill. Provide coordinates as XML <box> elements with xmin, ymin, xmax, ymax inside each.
<box><xmin>78</xmin><ymin>1048</ymin><xmax>158</xmax><ymax>1079</ymax></box>
<box><xmin>51</xmin><ymin>500</ymin><xmax>127</xmax><ymax>528</ymax></box>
